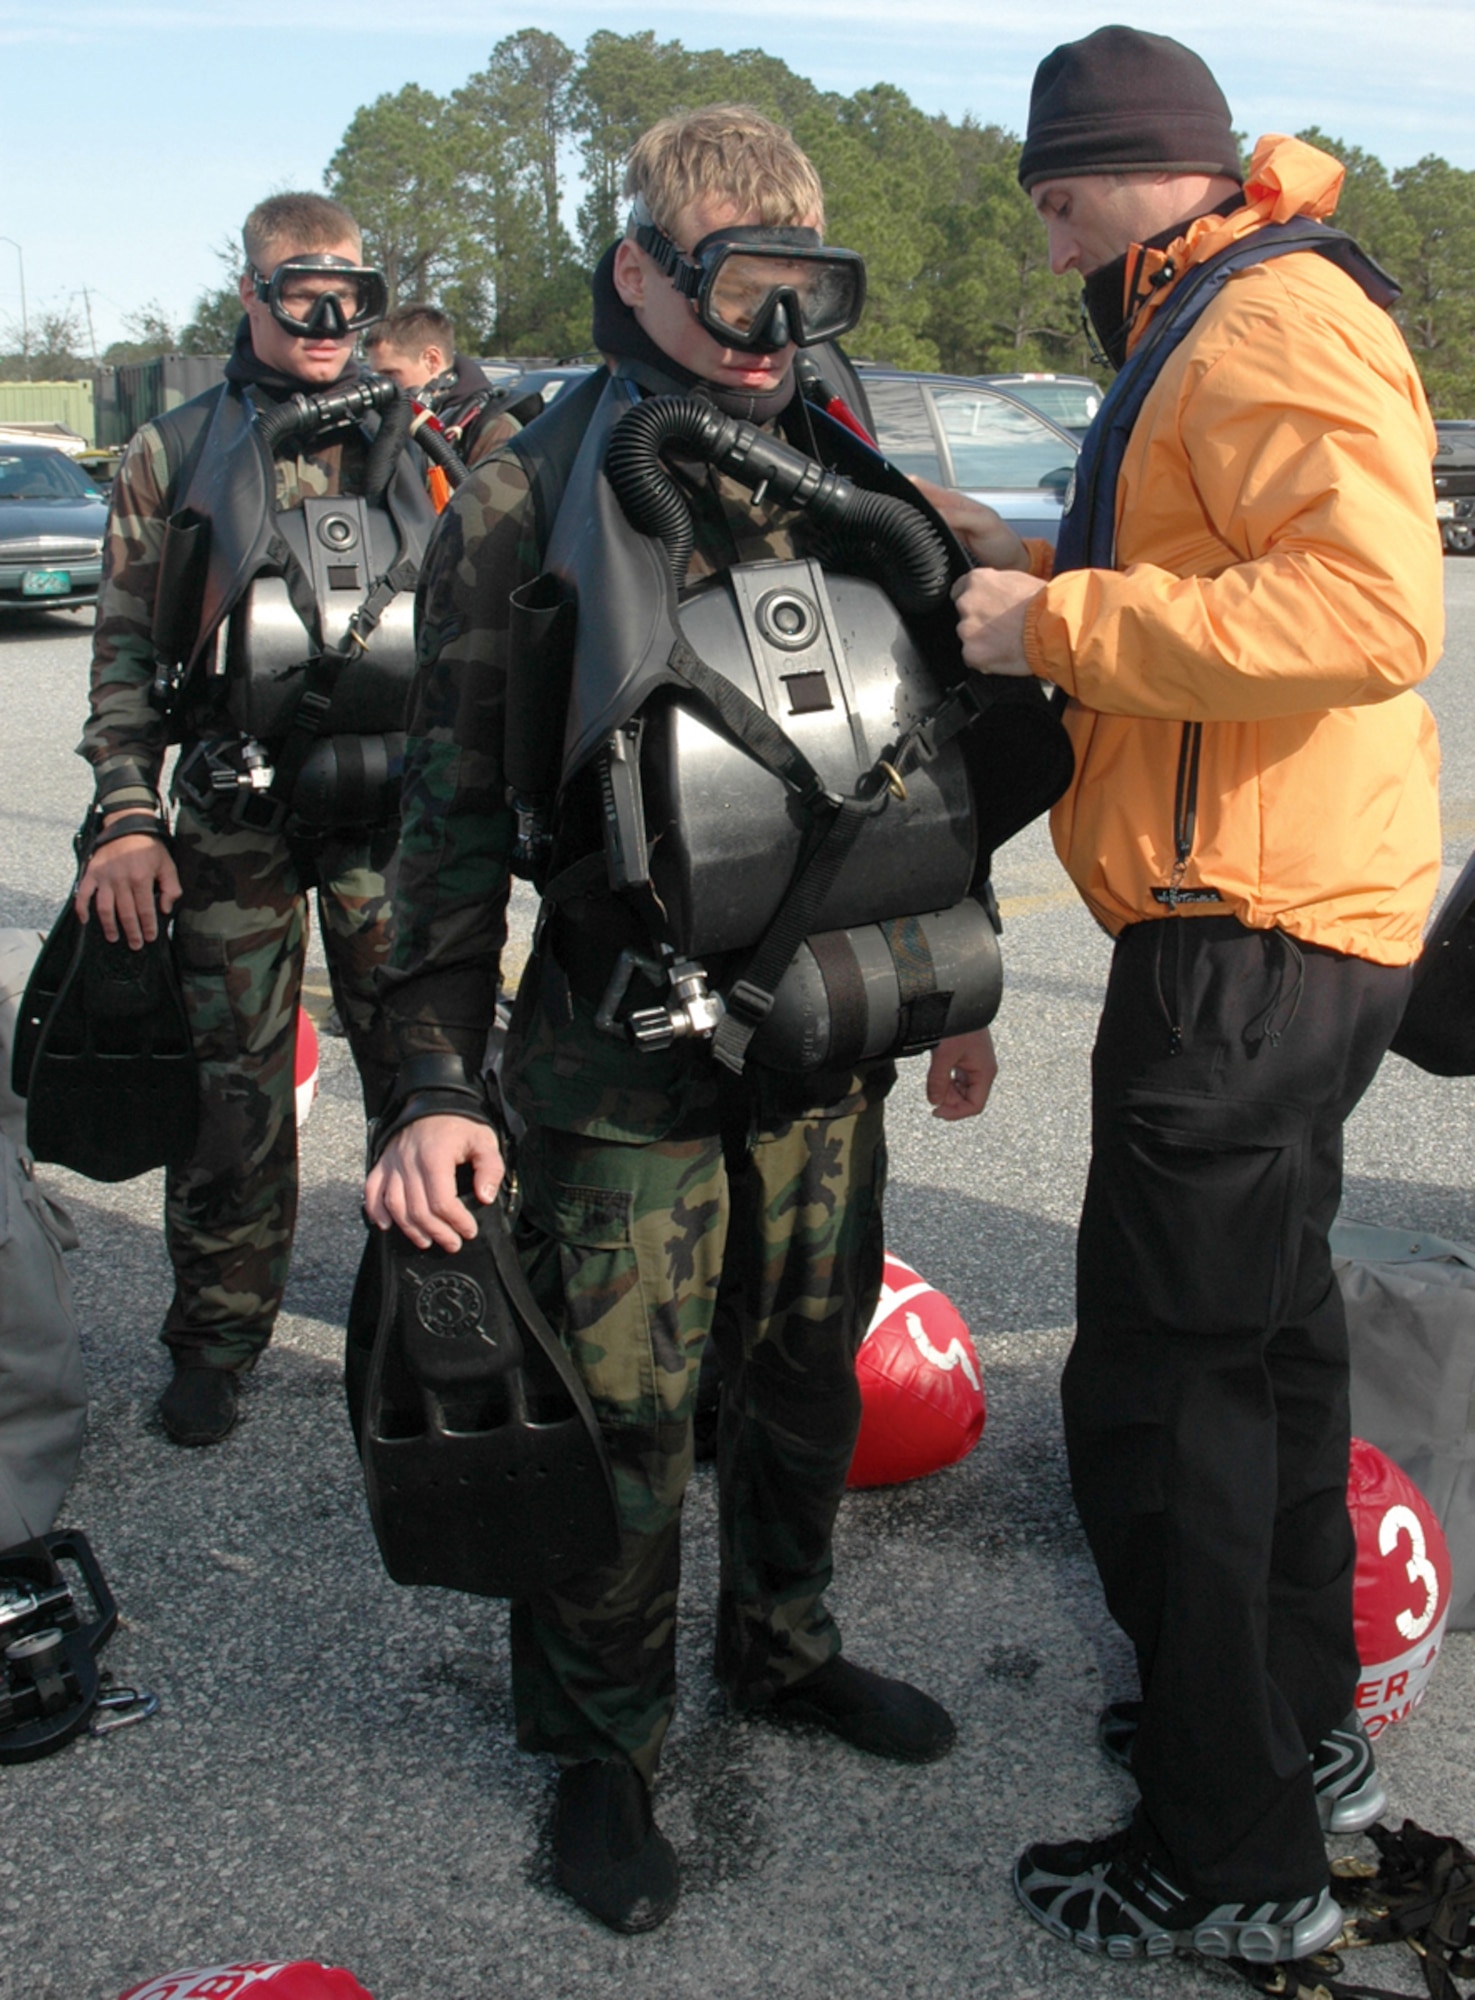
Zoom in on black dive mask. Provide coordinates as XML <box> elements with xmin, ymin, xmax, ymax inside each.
<box><xmin>630</xmin><ymin>199</ymin><xmax>866</xmax><ymax>353</ymax></box>
<box><xmin>252</xmin><ymin>254</ymin><xmax>389</xmax><ymax>340</ymax></box>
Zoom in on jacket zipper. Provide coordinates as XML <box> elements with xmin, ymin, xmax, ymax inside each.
<box><xmin>1167</xmin><ymin>720</ymin><xmax>1203</xmax><ymax>907</ymax></box>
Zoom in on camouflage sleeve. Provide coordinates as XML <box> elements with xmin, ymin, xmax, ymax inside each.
<box><xmin>462</xmin><ymin>405</ymin><xmax>521</xmax><ymax>468</ymax></box>
<box><xmin>76</xmin><ymin>423</ymin><xmax>173</xmax><ymax>804</ymax></box>
<box><xmin>380</xmin><ymin>448</ymin><xmax>541</xmax><ymax>1074</ymax></box>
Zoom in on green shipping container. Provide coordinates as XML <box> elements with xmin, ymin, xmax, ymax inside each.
<box><xmin>0</xmin><ymin>379</ymin><xmax>95</xmax><ymax>443</ymax></box>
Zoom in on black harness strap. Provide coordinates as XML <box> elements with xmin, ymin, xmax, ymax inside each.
<box><xmin>808</xmin><ymin>930</ymin><xmax>869</xmax><ymax>1060</ymax></box>
<box><xmin>253</xmin><ymin>551</ymin><xmax>420</xmax><ymax>827</ymax></box>
<box><xmin>665</xmin><ymin>637</ymin><xmax>833</xmax><ymax>806</ymax></box>
<box><xmin>712</xmin><ymin>788</ymin><xmax>885</xmax><ymax>1073</ymax></box>
<box><xmin>880</xmin><ymin>913</ymin><xmax>951</xmax><ymax>1054</ymax></box>
<box><xmin>663</xmin><ymin>627</ymin><xmax>969</xmax><ymax>1072</ymax></box>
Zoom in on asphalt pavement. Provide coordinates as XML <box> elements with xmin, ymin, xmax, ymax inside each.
<box><xmin>1</xmin><ymin>570</ymin><xmax>1473</xmax><ymax>2000</ymax></box>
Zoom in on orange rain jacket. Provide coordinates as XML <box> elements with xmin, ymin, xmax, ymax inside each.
<box><xmin>1023</xmin><ymin>134</ymin><xmax>1443</xmax><ymax>965</ymax></box>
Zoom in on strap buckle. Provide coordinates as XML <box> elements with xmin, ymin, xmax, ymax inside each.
<box><xmin>725</xmin><ymin>979</ymin><xmax>774</xmax><ymax>1027</ymax></box>
<box><xmin>231</xmin><ymin>786</ymin><xmax>290</xmax><ymax>834</ymax></box>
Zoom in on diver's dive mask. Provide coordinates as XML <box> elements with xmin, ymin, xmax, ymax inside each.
<box><xmin>252</xmin><ymin>253</ymin><xmax>390</xmax><ymax>340</ymax></box>
<box><xmin>630</xmin><ymin>199</ymin><xmax>867</xmax><ymax>354</ymax></box>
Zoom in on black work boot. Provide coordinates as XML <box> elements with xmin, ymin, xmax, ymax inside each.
<box><xmin>158</xmin><ymin>1364</ymin><xmax>241</xmax><ymax>1447</ymax></box>
<box><xmin>758</xmin><ymin>1656</ymin><xmax>957</xmax><ymax>1763</ymax></box>
<box><xmin>552</xmin><ymin>1760</ymin><xmax>679</xmax><ymax>1934</ymax></box>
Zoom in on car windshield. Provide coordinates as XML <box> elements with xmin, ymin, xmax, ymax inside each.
<box><xmin>999</xmin><ymin>380</ymin><xmax>1103</xmax><ymax>430</ymax></box>
<box><xmin>0</xmin><ymin>449</ymin><xmax>103</xmax><ymax>501</ymax></box>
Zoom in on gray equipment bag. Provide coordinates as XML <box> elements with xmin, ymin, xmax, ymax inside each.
<box><xmin>0</xmin><ymin>932</ymin><xmax>86</xmax><ymax>1545</ymax></box>
<box><xmin>1337</xmin><ymin>1218</ymin><xmax>1475</xmax><ymax>1629</ymax></box>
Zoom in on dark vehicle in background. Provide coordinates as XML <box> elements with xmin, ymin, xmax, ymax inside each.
<box><xmin>476</xmin><ymin>361</ymin><xmax>596</xmax><ymax>414</ymax></box>
<box><xmin>857</xmin><ymin>367</ymin><xmax>1079</xmax><ymax>545</ymax></box>
<box><xmin>0</xmin><ymin>445</ymin><xmax>108</xmax><ymax>614</ymax></box>
<box><xmin>979</xmin><ymin>371</ymin><xmax>1104</xmax><ymax>440</ymax></box>
<box><xmin>1434</xmin><ymin>421</ymin><xmax>1475</xmax><ymax>554</ymax></box>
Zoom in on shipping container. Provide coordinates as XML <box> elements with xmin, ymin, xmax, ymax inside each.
<box><xmin>0</xmin><ymin>379</ymin><xmax>94</xmax><ymax>443</ymax></box>
<box><xmin>93</xmin><ymin>353</ymin><xmax>228</xmax><ymax>449</ymax></box>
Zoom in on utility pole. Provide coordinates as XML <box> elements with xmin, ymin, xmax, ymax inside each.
<box><xmin>80</xmin><ymin>286</ymin><xmax>98</xmax><ymax>366</ymax></box>
<box><xmin>0</xmin><ymin>236</ymin><xmax>28</xmax><ymax>378</ymax></box>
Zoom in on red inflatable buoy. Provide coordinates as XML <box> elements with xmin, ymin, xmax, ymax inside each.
<box><xmin>294</xmin><ymin>1007</ymin><xmax>319</xmax><ymax>1129</ymax></box>
<box><xmin>118</xmin><ymin>1965</ymin><xmax>374</xmax><ymax>2000</ymax></box>
<box><xmin>1349</xmin><ymin>1435</ymin><xmax>1452</xmax><ymax>1738</ymax></box>
<box><xmin>847</xmin><ymin>1253</ymin><xmax>985</xmax><ymax>1488</ymax></box>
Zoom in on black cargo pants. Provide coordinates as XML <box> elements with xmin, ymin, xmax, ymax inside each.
<box><xmin>1064</xmin><ymin>917</ymin><xmax>1411</xmax><ymax>1901</ymax></box>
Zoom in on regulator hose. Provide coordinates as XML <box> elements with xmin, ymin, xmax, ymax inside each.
<box><xmin>604</xmin><ymin>395</ymin><xmax>951</xmax><ymax>614</ymax></box>
<box><xmin>407</xmin><ymin>403</ymin><xmax>470</xmax><ymax>489</ymax></box>
<box><xmin>360</xmin><ymin>387</ymin><xmax>414</xmax><ymax>501</ymax></box>
<box><xmin>252</xmin><ymin>376</ymin><xmax>400</xmax><ymax>455</ymax></box>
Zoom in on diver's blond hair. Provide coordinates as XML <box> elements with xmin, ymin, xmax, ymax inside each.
<box><xmin>624</xmin><ymin>105</ymin><xmax>825</xmax><ymax>239</ymax></box>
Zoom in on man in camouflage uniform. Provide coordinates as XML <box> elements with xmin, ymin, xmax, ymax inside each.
<box><xmin>76</xmin><ymin>193</ymin><xmax>414</xmax><ymax>1447</ymax></box>
<box><xmin>366</xmin><ymin>108</ymin><xmax>998</xmax><ymax>1934</ymax></box>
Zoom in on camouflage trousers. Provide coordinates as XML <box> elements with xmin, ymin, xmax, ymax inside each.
<box><xmin>509</xmin><ymin>1072</ymin><xmax>889</xmax><ymax>1784</ymax></box>
<box><xmin>162</xmin><ymin>800</ymin><xmax>398</xmax><ymax>1369</ymax></box>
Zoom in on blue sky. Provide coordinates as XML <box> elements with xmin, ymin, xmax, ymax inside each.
<box><xmin>3</xmin><ymin>0</ymin><xmax>1472</xmax><ymax>355</ymax></box>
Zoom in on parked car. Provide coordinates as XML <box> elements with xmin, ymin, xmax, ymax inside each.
<box><xmin>0</xmin><ymin>444</ymin><xmax>108</xmax><ymax>613</ymax></box>
<box><xmin>977</xmin><ymin>371</ymin><xmax>1104</xmax><ymax>440</ymax></box>
<box><xmin>475</xmin><ymin>361</ymin><xmax>598</xmax><ymax>413</ymax></box>
<box><xmin>1434</xmin><ymin>421</ymin><xmax>1475</xmax><ymax>554</ymax></box>
<box><xmin>857</xmin><ymin>367</ymin><xmax>1079</xmax><ymax>544</ymax></box>
<box><xmin>463</xmin><ymin>361</ymin><xmax>1081</xmax><ymax>546</ymax></box>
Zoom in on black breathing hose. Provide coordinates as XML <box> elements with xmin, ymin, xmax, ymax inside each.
<box><xmin>252</xmin><ymin>376</ymin><xmax>401</xmax><ymax>455</ymax></box>
<box><xmin>361</xmin><ymin>388</ymin><xmax>413</xmax><ymax>500</ymax></box>
<box><xmin>604</xmin><ymin>396</ymin><xmax>951</xmax><ymax>613</ymax></box>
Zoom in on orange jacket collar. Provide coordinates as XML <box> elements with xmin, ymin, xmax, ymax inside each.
<box><xmin>1120</xmin><ymin>134</ymin><xmax>1348</xmax><ymax>351</ymax></box>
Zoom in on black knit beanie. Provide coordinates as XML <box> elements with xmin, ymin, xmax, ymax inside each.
<box><xmin>1018</xmin><ymin>25</ymin><xmax>1242</xmax><ymax>191</ymax></box>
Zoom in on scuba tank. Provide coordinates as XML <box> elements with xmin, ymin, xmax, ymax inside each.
<box><xmin>509</xmin><ymin>385</ymin><xmax>1067</xmax><ymax>1073</ymax></box>
<box><xmin>153</xmin><ymin>377</ymin><xmax>438</xmax><ymax>832</ymax></box>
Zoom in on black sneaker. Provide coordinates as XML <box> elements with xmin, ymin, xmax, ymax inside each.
<box><xmin>552</xmin><ymin>1760</ymin><xmax>678</xmax><ymax>1934</ymax></box>
<box><xmin>757</xmin><ymin>1656</ymin><xmax>957</xmax><ymax>1764</ymax></box>
<box><xmin>1014</xmin><ymin>1826</ymin><xmax>1345</xmax><ymax>1963</ymax></box>
<box><xmin>1097</xmin><ymin>1703</ymin><xmax>1387</xmax><ymax>1834</ymax></box>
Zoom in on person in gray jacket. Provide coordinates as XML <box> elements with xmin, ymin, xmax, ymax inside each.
<box><xmin>0</xmin><ymin>930</ymin><xmax>86</xmax><ymax>1546</ymax></box>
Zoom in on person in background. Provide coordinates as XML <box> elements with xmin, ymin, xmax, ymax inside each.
<box><xmin>364</xmin><ymin>305</ymin><xmax>524</xmax><ymax>471</ymax></box>
<box><xmin>75</xmin><ymin>193</ymin><xmax>432</xmax><ymax>1446</ymax></box>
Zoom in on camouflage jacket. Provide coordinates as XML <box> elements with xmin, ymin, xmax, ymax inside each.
<box><xmin>381</xmin><ymin>368</ymin><xmax>883</xmax><ymax>1142</ymax></box>
<box><xmin>78</xmin><ymin>395</ymin><xmax>367</xmax><ymax>806</ymax></box>
<box><xmin>447</xmin><ymin>398</ymin><xmax>520</xmax><ymax>470</ymax></box>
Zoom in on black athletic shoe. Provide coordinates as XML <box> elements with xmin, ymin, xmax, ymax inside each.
<box><xmin>1014</xmin><ymin>1825</ymin><xmax>1345</xmax><ymax>1963</ymax></box>
<box><xmin>552</xmin><ymin>1760</ymin><xmax>679</xmax><ymax>1934</ymax></box>
<box><xmin>1097</xmin><ymin>1702</ymin><xmax>1387</xmax><ymax>1834</ymax></box>
<box><xmin>158</xmin><ymin>1364</ymin><xmax>240</xmax><ymax>1446</ymax></box>
<box><xmin>756</xmin><ymin>1656</ymin><xmax>957</xmax><ymax>1764</ymax></box>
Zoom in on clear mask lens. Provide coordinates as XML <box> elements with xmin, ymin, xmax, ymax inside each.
<box><xmin>278</xmin><ymin>275</ymin><xmax>370</xmax><ymax>321</ymax></box>
<box><xmin>257</xmin><ymin>259</ymin><xmax>388</xmax><ymax>339</ymax></box>
<box><xmin>631</xmin><ymin>213</ymin><xmax>866</xmax><ymax>353</ymax></box>
<box><xmin>701</xmin><ymin>247</ymin><xmax>863</xmax><ymax>350</ymax></box>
